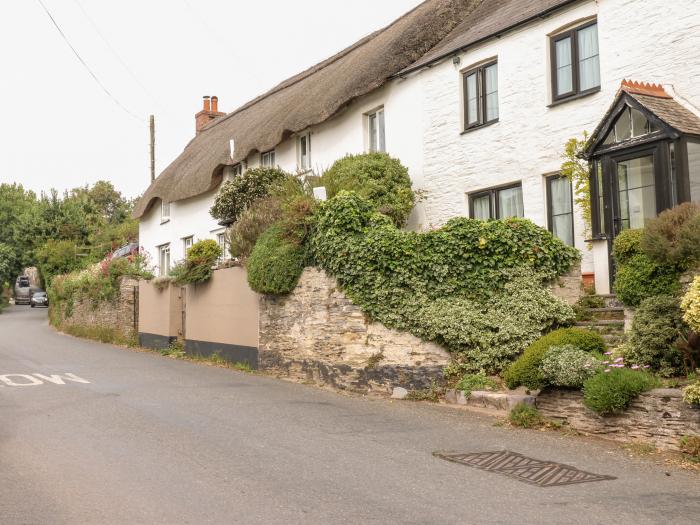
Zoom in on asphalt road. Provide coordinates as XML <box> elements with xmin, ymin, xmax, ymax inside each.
<box><xmin>1</xmin><ymin>305</ymin><xmax>699</xmax><ymax>524</ymax></box>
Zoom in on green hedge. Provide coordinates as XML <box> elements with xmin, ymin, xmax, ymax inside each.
<box><xmin>319</xmin><ymin>153</ymin><xmax>415</xmax><ymax>226</ymax></box>
<box><xmin>169</xmin><ymin>239</ymin><xmax>222</xmax><ymax>285</ymax></box>
<box><xmin>613</xmin><ymin>253</ymin><xmax>679</xmax><ymax>307</ymax></box>
<box><xmin>503</xmin><ymin>328</ymin><xmax>606</xmax><ymax>390</ymax></box>
<box><xmin>311</xmin><ymin>192</ymin><xmax>579</xmax><ymax>373</ymax></box>
<box><xmin>247</xmin><ymin>226</ymin><xmax>306</xmax><ymax>295</ymax></box>
<box><xmin>583</xmin><ymin>368</ymin><xmax>659</xmax><ymax>415</ymax></box>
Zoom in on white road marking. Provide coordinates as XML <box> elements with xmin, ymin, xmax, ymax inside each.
<box><xmin>0</xmin><ymin>373</ymin><xmax>91</xmax><ymax>387</ymax></box>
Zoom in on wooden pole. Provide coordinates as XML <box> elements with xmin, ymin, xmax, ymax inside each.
<box><xmin>149</xmin><ymin>114</ymin><xmax>155</xmax><ymax>182</ymax></box>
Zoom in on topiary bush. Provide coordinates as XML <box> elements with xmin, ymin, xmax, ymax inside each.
<box><xmin>227</xmin><ymin>196</ymin><xmax>284</xmax><ymax>260</ymax></box>
<box><xmin>210</xmin><ymin>167</ymin><xmax>290</xmax><ymax>224</ymax></box>
<box><xmin>624</xmin><ymin>295</ymin><xmax>687</xmax><ymax>376</ymax></box>
<box><xmin>311</xmin><ymin>191</ymin><xmax>580</xmax><ymax>373</ymax></box>
<box><xmin>170</xmin><ymin>239</ymin><xmax>222</xmax><ymax>285</ymax></box>
<box><xmin>612</xmin><ymin>229</ymin><xmax>644</xmax><ymax>265</ymax></box>
<box><xmin>583</xmin><ymin>368</ymin><xmax>659</xmax><ymax>415</ymax></box>
<box><xmin>641</xmin><ymin>202</ymin><xmax>700</xmax><ymax>269</ymax></box>
<box><xmin>539</xmin><ymin>344</ymin><xmax>603</xmax><ymax>388</ymax></box>
<box><xmin>613</xmin><ymin>254</ymin><xmax>679</xmax><ymax>307</ymax></box>
<box><xmin>503</xmin><ymin>328</ymin><xmax>605</xmax><ymax>390</ymax></box>
<box><xmin>247</xmin><ymin>225</ymin><xmax>306</xmax><ymax>294</ymax></box>
<box><xmin>681</xmin><ymin>276</ymin><xmax>700</xmax><ymax>333</ymax></box>
<box><xmin>319</xmin><ymin>153</ymin><xmax>415</xmax><ymax>226</ymax></box>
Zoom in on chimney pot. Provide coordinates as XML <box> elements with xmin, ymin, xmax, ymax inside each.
<box><xmin>203</xmin><ymin>96</ymin><xmax>211</xmax><ymax>112</ymax></box>
<box><xmin>211</xmin><ymin>96</ymin><xmax>219</xmax><ymax>113</ymax></box>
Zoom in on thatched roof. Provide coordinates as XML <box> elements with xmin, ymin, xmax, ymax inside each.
<box><xmin>398</xmin><ymin>0</ymin><xmax>579</xmax><ymax>76</ymax></box>
<box><xmin>134</xmin><ymin>0</ymin><xmax>481</xmax><ymax>218</ymax></box>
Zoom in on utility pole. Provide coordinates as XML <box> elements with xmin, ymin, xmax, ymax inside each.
<box><xmin>149</xmin><ymin>114</ymin><xmax>156</xmax><ymax>182</ymax></box>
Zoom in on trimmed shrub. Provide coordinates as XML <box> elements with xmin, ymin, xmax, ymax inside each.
<box><xmin>583</xmin><ymin>368</ymin><xmax>659</xmax><ymax>415</ymax></box>
<box><xmin>247</xmin><ymin>226</ymin><xmax>305</xmax><ymax>294</ymax></box>
<box><xmin>504</xmin><ymin>328</ymin><xmax>606</xmax><ymax>390</ymax></box>
<box><xmin>228</xmin><ymin>196</ymin><xmax>284</xmax><ymax>260</ymax></box>
<box><xmin>456</xmin><ymin>372</ymin><xmax>498</xmax><ymax>397</ymax></box>
<box><xmin>613</xmin><ymin>254</ymin><xmax>679</xmax><ymax>307</ymax></box>
<box><xmin>641</xmin><ymin>202</ymin><xmax>700</xmax><ymax>268</ymax></box>
<box><xmin>319</xmin><ymin>153</ymin><xmax>415</xmax><ymax>226</ymax></box>
<box><xmin>681</xmin><ymin>276</ymin><xmax>700</xmax><ymax>333</ymax></box>
<box><xmin>508</xmin><ymin>404</ymin><xmax>543</xmax><ymax>428</ymax></box>
<box><xmin>612</xmin><ymin>229</ymin><xmax>644</xmax><ymax>265</ymax></box>
<box><xmin>683</xmin><ymin>381</ymin><xmax>700</xmax><ymax>406</ymax></box>
<box><xmin>210</xmin><ymin>167</ymin><xmax>289</xmax><ymax>224</ymax></box>
<box><xmin>540</xmin><ymin>344</ymin><xmax>603</xmax><ymax>388</ymax></box>
<box><xmin>624</xmin><ymin>295</ymin><xmax>686</xmax><ymax>376</ymax></box>
<box><xmin>170</xmin><ymin>239</ymin><xmax>222</xmax><ymax>285</ymax></box>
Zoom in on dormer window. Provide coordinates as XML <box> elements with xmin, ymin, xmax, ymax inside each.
<box><xmin>261</xmin><ymin>150</ymin><xmax>276</xmax><ymax>167</ymax></box>
<box><xmin>161</xmin><ymin>200</ymin><xmax>170</xmax><ymax>223</ymax></box>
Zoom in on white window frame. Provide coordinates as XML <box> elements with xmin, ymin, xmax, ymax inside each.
<box><xmin>160</xmin><ymin>200</ymin><xmax>170</xmax><ymax>223</ymax></box>
<box><xmin>261</xmin><ymin>150</ymin><xmax>276</xmax><ymax>167</ymax></box>
<box><xmin>367</xmin><ymin>108</ymin><xmax>386</xmax><ymax>153</ymax></box>
<box><xmin>158</xmin><ymin>244</ymin><xmax>171</xmax><ymax>277</ymax></box>
<box><xmin>182</xmin><ymin>236</ymin><xmax>194</xmax><ymax>256</ymax></box>
<box><xmin>297</xmin><ymin>132</ymin><xmax>311</xmax><ymax>172</ymax></box>
<box><xmin>216</xmin><ymin>232</ymin><xmax>228</xmax><ymax>261</ymax></box>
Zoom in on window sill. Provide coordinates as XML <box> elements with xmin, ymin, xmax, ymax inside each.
<box><xmin>461</xmin><ymin>119</ymin><xmax>499</xmax><ymax>135</ymax></box>
<box><xmin>160</xmin><ymin>218</ymin><xmax>170</xmax><ymax>225</ymax></box>
<box><xmin>548</xmin><ymin>87</ymin><xmax>601</xmax><ymax>108</ymax></box>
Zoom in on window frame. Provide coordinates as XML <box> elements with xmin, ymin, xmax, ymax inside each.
<box><xmin>182</xmin><ymin>236</ymin><xmax>194</xmax><ymax>256</ymax></box>
<box><xmin>261</xmin><ymin>150</ymin><xmax>276</xmax><ymax>167</ymax></box>
<box><xmin>160</xmin><ymin>200</ymin><xmax>170</xmax><ymax>223</ymax></box>
<box><xmin>297</xmin><ymin>132</ymin><xmax>311</xmax><ymax>172</ymax></box>
<box><xmin>158</xmin><ymin>244</ymin><xmax>171</xmax><ymax>277</ymax></box>
<box><xmin>468</xmin><ymin>181</ymin><xmax>523</xmax><ymax>220</ymax></box>
<box><xmin>216</xmin><ymin>232</ymin><xmax>229</xmax><ymax>262</ymax></box>
<box><xmin>462</xmin><ymin>60</ymin><xmax>498</xmax><ymax>132</ymax></box>
<box><xmin>231</xmin><ymin>163</ymin><xmax>243</xmax><ymax>177</ymax></box>
<box><xmin>367</xmin><ymin>107</ymin><xmax>386</xmax><ymax>153</ymax></box>
<box><xmin>545</xmin><ymin>174</ymin><xmax>575</xmax><ymax>246</ymax></box>
<box><xmin>550</xmin><ymin>20</ymin><xmax>600</xmax><ymax>103</ymax></box>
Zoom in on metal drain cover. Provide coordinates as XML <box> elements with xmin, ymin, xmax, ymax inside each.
<box><xmin>434</xmin><ymin>450</ymin><xmax>616</xmax><ymax>487</ymax></box>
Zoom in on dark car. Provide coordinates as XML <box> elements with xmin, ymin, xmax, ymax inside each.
<box><xmin>30</xmin><ymin>291</ymin><xmax>49</xmax><ymax>308</ymax></box>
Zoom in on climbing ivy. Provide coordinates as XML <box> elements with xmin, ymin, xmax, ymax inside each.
<box><xmin>560</xmin><ymin>133</ymin><xmax>592</xmax><ymax>239</ymax></box>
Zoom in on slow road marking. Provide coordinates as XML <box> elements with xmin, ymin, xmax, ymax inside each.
<box><xmin>0</xmin><ymin>373</ymin><xmax>90</xmax><ymax>387</ymax></box>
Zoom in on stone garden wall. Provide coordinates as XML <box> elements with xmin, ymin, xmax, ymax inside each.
<box><xmin>537</xmin><ymin>388</ymin><xmax>700</xmax><ymax>450</ymax></box>
<box><xmin>259</xmin><ymin>268</ymin><xmax>451</xmax><ymax>393</ymax></box>
<box><xmin>53</xmin><ymin>277</ymin><xmax>139</xmax><ymax>344</ymax></box>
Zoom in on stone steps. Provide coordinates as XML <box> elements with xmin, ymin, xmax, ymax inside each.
<box><xmin>585</xmin><ymin>307</ymin><xmax>625</xmax><ymax>321</ymax></box>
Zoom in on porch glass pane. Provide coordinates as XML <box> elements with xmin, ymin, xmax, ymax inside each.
<box><xmin>689</xmin><ymin>142</ymin><xmax>700</xmax><ymax>202</ymax></box>
<box><xmin>472</xmin><ymin>194</ymin><xmax>491</xmax><ymax>220</ymax></box>
<box><xmin>497</xmin><ymin>186</ymin><xmax>524</xmax><ymax>219</ymax></box>
<box><xmin>549</xmin><ymin>176</ymin><xmax>574</xmax><ymax>246</ymax></box>
<box><xmin>577</xmin><ymin>24</ymin><xmax>600</xmax><ymax>91</ymax></box>
<box><xmin>597</xmin><ymin>161</ymin><xmax>606</xmax><ymax>233</ymax></box>
<box><xmin>617</xmin><ymin>155</ymin><xmax>656</xmax><ymax>230</ymax></box>
<box><xmin>555</xmin><ymin>37</ymin><xmax>573</xmax><ymax>95</ymax></box>
<box><xmin>614</xmin><ymin>109</ymin><xmax>632</xmax><ymax>142</ymax></box>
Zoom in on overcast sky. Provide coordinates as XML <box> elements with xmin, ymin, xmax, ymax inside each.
<box><xmin>0</xmin><ymin>0</ymin><xmax>423</xmax><ymax>199</ymax></box>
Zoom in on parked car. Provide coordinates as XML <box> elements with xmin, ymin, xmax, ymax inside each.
<box><xmin>112</xmin><ymin>242</ymin><xmax>139</xmax><ymax>259</ymax></box>
<box><xmin>14</xmin><ymin>277</ymin><xmax>31</xmax><ymax>305</ymax></box>
<box><xmin>30</xmin><ymin>291</ymin><xmax>49</xmax><ymax>308</ymax></box>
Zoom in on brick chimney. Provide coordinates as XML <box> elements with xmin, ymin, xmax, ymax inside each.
<box><xmin>195</xmin><ymin>95</ymin><xmax>225</xmax><ymax>134</ymax></box>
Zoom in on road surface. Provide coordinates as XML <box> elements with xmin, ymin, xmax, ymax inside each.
<box><xmin>1</xmin><ymin>305</ymin><xmax>699</xmax><ymax>524</ymax></box>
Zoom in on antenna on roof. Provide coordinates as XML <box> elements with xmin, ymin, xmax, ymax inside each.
<box><xmin>150</xmin><ymin>115</ymin><xmax>156</xmax><ymax>182</ymax></box>
<box><xmin>229</xmin><ymin>139</ymin><xmax>235</xmax><ymax>160</ymax></box>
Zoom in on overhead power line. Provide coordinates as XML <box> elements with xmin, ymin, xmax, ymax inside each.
<box><xmin>71</xmin><ymin>0</ymin><xmax>168</xmax><ymax>115</ymax></box>
<box><xmin>35</xmin><ymin>0</ymin><xmax>145</xmax><ymax>122</ymax></box>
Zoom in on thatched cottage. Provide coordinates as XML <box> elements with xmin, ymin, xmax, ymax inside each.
<box><xmin>135</xmin><ymin>0</ymin><xmax>700</xmax><ymax>293</ymax></box>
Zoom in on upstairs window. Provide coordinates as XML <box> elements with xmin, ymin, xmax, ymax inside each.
<box><xmin>469</xmin><ymin>183</ymin><xmax>523</xmax><ymax>220</ymax></box>
<box><xmin>463</xmin><ymin>61</ymin><xmax>498</xmax><ymax>130</ymax></box>
<box><xmin>232</xmin><ymin>163</ymin><xmax>243</xmax><ymax>176</ymax></box>
<box><xmin>261</xmin><ymin>150</ymin><xmax>276</xmax><ymax>167</ymax></box>
<box><xmin>368</xmin><ymin>108</ymin><xmax>385</xmax><ymax>153</ymax></box>
<box><xmin>183</xmin><ymin>236</ymin><xmax>194</xmax><ymax>256</ymax></box>
<box><xmin>551</xmin><ymin>21</ymin><xmax>600</xmax><ymax>102</ymax></box>
<box><xmin>298</xmin><ymin>133</ymin><xmax>311</xmax><ymax>171</ymax></box>
<box><xmin>161</xmin><ymin>200</ymin><xmax>170</xmax><ymax>222</ymax></box>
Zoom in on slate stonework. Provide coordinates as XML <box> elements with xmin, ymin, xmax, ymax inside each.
<box><xmin>55</xmin><ymin>277</ymin><xmax>138</xmax><ymax>342</ymax></box>
<box><xmin>258</xmin><ymin>268</ymin><xmax>451</xmax><ymax>393</ymax></box>
<box><xmin>537</xmin><ymin>388</ymin><xmax>700</xmax><ymax>450</ymax></box>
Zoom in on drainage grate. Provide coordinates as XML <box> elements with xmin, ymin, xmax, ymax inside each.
<box><xmin>434</xmin><ymin>450</ymin><xmax>616</xmax><ymax>487</ymax></box>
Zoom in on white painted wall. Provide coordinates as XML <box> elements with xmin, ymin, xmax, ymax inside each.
<box><xmin>414</xmin><ymin>0</ymin><xmax>700</xmax><ymax>283</ymax></box>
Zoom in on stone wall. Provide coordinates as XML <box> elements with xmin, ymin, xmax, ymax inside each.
<box><xmin>54</xmin><ymin>277</ymin><xmax>138</xmax><ymax>343</ymax></box>
<box><xmin>259</xmin><ymin>268</ymin><xmax>451</xmax><ymax>393</ymax></box>
<box><xmin>537</xmin><ymin>388</ymin><xmax>700</xmax><ymax>451</ymax></box>
<box><xmin>549</xmin><ymin>264</ymin><xmax>583</xmax><ymax>306</ymax></box>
